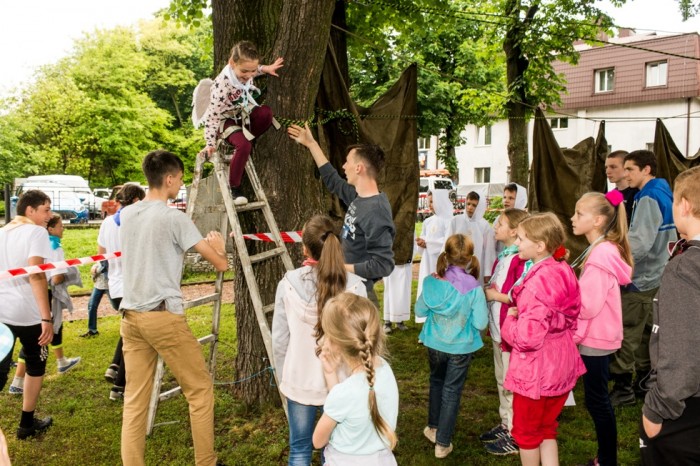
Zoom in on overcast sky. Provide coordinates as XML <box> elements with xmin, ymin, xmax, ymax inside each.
<box><xmin>0</xmin><ymin>0</ymin><xmax>698</xmax><ymax>98</ymax></box>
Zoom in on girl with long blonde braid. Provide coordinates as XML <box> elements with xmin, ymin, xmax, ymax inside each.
<box><xmin>313</xmin><ymin>293</ymin><xmax>399</xmax><ymax>465</ymax></box>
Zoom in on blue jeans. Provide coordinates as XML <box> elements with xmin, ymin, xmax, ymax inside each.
<box><xmin>427</xmin><ymin>349</ymin><xmax>473</xmax><ymax>447</ymax></box>
<box><xmin>86</xmin><ymin>287</ymin><xmax>119</xmax><ymax>332</ymax></box>
<box><xmin>287</xmin><ymin>398</ymin><xmax>323</xmax><ymax>466</ymax></box>
<box><xmin>582</xmin><ymin>354</ymin><xmax>617</xmax><ymax>466</ymax></box>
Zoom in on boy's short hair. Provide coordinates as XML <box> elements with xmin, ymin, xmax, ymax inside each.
<box><xmin>17</xmin><ymin>190</ymin><xmax>51</xmax><ymax>216</ymax></box>
<box><xmin>674</xmin><ymin>166</ymin><xmax>700</xmax><ymax>217</ymax></box>
<box><xmin>142</xmin><ymin>150</ymin><xmax>184</xmax><ymax>189</ymax></box>
<box><xmin>47</xmin><ymin>213</ymin><xmax>62</xmax><ymax>229</ymax></box>
<box><xmin>466</xmin><ymin>191</ymin><xmax>480</xmax><ymax>202</ymax></box>
<box><xmin>625</xmin><ymin>150</ymin><xmax>657</xmax><ymax>176</ymax></box>
<box><xmin>607</xmin><ymin>150</ymin><xmax>628</xmax><ymax>161</ymax></box>
<box><xmin>504</xmin><ymin>183</ymin><xmax>518</xmax><ymax>195</ymax></box>
<box><xmin>346</xmin><ymin>144</ymin><xmax>385</xmax><ymax>179</ymax></box>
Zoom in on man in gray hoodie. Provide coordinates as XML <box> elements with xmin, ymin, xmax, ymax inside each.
<box><xmin>640</xmin><ymin>166</ymin><xmax>700</xmax><ymax>464</ymax></box>
<box><xmin>287</xmin><ymin>124</ymin><xmax>395</xmax><ymax>307</ymax></box>
<box><xmin>609</xmin><ymin>150</ymin><xmax>677</xmax><ymax>407</ymax></box>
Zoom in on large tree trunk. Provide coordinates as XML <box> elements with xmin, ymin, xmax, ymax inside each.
<box><xmin>212</xmin><ymin>0</ymin><xmax>336</xmax><ymax>405</ymax></box>
<box><xmin>503</xmin><ymin>0</ymin><xmax>537</xmax><ymax>188</ymax></box>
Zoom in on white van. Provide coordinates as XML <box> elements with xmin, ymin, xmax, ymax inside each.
<box><xmin>11</xmin><ymin>175</ymin><xmax>94</xmax><ymax>221</ymax></box>
<box><xmin>417</xmin><ymin>176</ymin><xmax>459</xmax><ymax>220</ymax></box>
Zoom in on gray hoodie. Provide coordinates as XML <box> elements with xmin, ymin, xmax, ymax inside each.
<box><xmin>643</xmin><ymin>240</ymin><xmax>700</xmax><ymax>424</ymax></box>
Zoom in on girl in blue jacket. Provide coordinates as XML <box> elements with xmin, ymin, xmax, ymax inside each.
<box><xmin>416</xmin><ymin>233</ymin><xmax>489</xmax><ymax>459</ymax></box>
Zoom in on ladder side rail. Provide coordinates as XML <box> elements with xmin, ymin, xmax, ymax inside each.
<box><xmin>244</xmin><ymin>159</ymin><xmax>295</xmax><ymax>272</ymax></box>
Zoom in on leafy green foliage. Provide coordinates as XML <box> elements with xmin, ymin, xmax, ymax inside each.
<box><xmin>3</xmin><ymin>18</ymin><xmax>213</xmax><ymax>187</ymax></box>
<box><xmin>346</xmin><ymin>0</ymin><xmax>506</xmax><ymax>176</ymax></box>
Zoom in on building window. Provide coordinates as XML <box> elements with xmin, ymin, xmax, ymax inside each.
<box><xmin>646</xmin><ymin>143</ymin><xmax>654</xmax><ymax>152</ymax></box>
<box><xmin>418</xmin><ymin>137</ymin><xmax>431</xmax><ymax>149</ymax></box>
<box><xmin>646</xmin><ymin>61</ymin><xmax>668</xmax><ymax>87</ymax></box>
<box><xmin>418</xmin><ymin>150</ymin><xmax>428</xmax><ymax>168</ymax></box>
<box><xmin>595</xmin><ymin>68</ymin><xmax>614</xmax><ymax>93</ymax></box>
<box><xmin>551</xmin><ymin>117</ymin><xmax>569</xmax><ymax>129</ymax></box>
<box><xmin>476</xmin><ymin>125</ymin><xmax>492</xmax><ymax>146</ymax></box>
<box><xmin>474</xmin><ymin>167</ymin><xmax>491</xmax><ymax>183</ymax></box>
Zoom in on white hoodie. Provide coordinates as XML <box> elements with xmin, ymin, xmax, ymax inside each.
<box><xmin>272</xmin><ymin>266</ymin><xmax>366</xmax><ymax>405</ymax></box>
<box><xmin>447</xmin><ymin>186</ymin><xmax>496</xmax><ymax>282</ymax></box>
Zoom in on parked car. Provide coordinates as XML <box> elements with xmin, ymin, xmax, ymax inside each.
<box><xmin>10</xmin><ymin>189</ymin><xmax>89</xmax><ymax>224</ymax></box>
<box><xmin>14</xmin><ymin>175</ymin><xmax>103</xmax><ymax>219</ymax></box>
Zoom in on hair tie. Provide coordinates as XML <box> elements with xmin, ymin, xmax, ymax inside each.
<box><xmin>553</xmin><ymin>245</ymin><xmax>567</xmax><ymax>260</ymax></box>
<box><xmin>368</xmin><ymin>386</ymin><xmax>374</xmax><ymax>391</ymax></box>
<box><xmin>321</xmin><ymin>231</ymin><xmax>333</xmax><ymax>242</ymax></box>
<box><xmin>605</xmin><ymin>190</ymin><xmax>624</xmax><ymax>208</ymax></box>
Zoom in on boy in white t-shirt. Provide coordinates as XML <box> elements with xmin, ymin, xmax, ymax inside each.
<box><xmin>0</xmin><ymin>190</ymin><xmax>55</xmax><ymax>440</ymax></box>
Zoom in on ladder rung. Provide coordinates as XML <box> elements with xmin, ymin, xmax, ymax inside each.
<box><xmin>263</xmin><ymin>304</ymin><xmax>274</xmax><ymax>314</ymax></box>
<box><xmin>249</xmin><ymin>246</ymin><xmax>286</xmax><ymax>264</ymax></box>
<box><xmin>198</xmin><ymin>334</ymin><xmax>216</xmax><ymax>345</ymax></box>
<box><xmin>183</xmin><ymin>293</ymin><xmax>220</xmax><ymax>310</ymax></box>
<box><xmin>159</xmin><ymin>386</ymin><xmax>182</xmax><ymax>401</ymax></box>
<box><xmin>235</xmin><ymin>201</ymin><xmax>266</xmax><ymax>212</ymax></box>
<box><xmin>193</xmin><ymin>205</ymin><xmax>227</xmax><ymax>215</ymax></box>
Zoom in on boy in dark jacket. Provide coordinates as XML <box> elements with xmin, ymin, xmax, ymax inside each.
<box><xmin>640</xmin><ymin>165</ymin><xmax>700</xmax><ymax>464</ymax></box>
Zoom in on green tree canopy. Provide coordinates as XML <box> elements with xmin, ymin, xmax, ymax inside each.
<box><xmin>4</xmin><ymin>18</ymin><xmax>213</xmax><ymax>187</ymax></box>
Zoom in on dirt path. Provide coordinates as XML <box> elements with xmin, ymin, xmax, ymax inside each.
<box><xmin>64</xmin><ymin>281</ymin><xmax>235</xmax><ymax>322</ymax></box>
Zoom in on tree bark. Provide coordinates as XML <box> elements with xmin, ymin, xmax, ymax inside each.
<box><xmin>212</xmin><ymin>0</ymin><xmax>335</xmax><ymax>405</ymax></box>
<box><xmin>503</xmin><ymin>0</ymin><xmax>538</xmax><ymax>188</ymax></box>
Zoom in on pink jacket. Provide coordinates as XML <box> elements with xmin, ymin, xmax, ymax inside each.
<box><xmin>573</xmin><ymin>241</ymin><xmax>632</xmax><ymax>350</ymax></box>
<box><xmin>502</xmin><ymin>257</ymin><xmax>586</xmax><ymax>399</ymax></box>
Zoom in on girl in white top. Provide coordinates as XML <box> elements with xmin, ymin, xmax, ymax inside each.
<box><xmin>272</xmin><ymin>215</ymin><xmax>366</xmax><ymax>466</ymax></box>
<box><xmin>415</xmin><ymin>190</ymin><xmax>452</xmax><ymax>323</ymax></box>
<box><xmin>314</xmin><ymin>293</ymin><xmax>399</xmax><ymax>465</ymax></box>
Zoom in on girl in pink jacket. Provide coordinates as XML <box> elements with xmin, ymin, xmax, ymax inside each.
<box><xmin>502</xmin><ymin>212</ymin><xmax>586</xmax><ymax>466</ymax></box>
<box><xmin>571</xmin><ymin>191</ymin><xmax>633</xmax><ymax>466</ymax></box>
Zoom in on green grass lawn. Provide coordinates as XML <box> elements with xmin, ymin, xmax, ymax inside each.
<box><xmin>1</xmin><ymin>280</ymin><xmax>644</xmax><ymax>466</ymax></box>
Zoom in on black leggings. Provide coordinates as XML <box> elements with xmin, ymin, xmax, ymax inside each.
<box><xmin>0</xmin><ymin>323</ymin><xmax>48</xmax><ymax>390</ymax></box>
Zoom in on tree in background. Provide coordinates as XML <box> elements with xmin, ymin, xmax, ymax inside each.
<box><xmin>4</xmin><ymin>19</ymin><xmax>212</xmax><ymax>187</ymax></box>
<box><xmin>345</xmin><ymin>0</ymin><xmax>505</xmax><ymax>175</ymax></box>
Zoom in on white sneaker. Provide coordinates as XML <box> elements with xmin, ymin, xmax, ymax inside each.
<box><xmin>233</xmin><ymin>195</ymin><xmax>248</xmax><ymax>206</ymax></box>
<box><xmin>423</xmin><ymin>426</ymin><xmax>436</xmax><ymax>444</ymax></box>
<box><xmin>383</xmin><ymin>322</ymin><xmax>393</xmax><ymax>334</ymax></box>
<box><xmin>435</xmin><ymin>443</ymin><xmax>453</xmax><ymax>459</ymax></box>
<box><xmin>8</xmin><ymin>384</ymin><xmax>23</xmax><ymax>395</ymax></box>
<box><xmin>57</xmin><ymin>357</ymin><xmax>81</xmax><ymax>374</ymax></box>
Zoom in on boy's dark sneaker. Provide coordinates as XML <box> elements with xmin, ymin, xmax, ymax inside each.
<box><xmin>479</xmin><ymin>423</ymin><xmax>509</xmax><ymax>443</ymax></box>
<box><xmin>80</xmin><ymin>330</ymin><xmax>99</xmax><ymax>338</ymax></box>
<box><xmin>484</xmin><ymin>435</ymin><xmax>519</xmax><ymax>456</ymax></box>
<box><xmin>105</xmin><ymin>364</ymin><xmax>119</xmax><ymax>383</ymax></box>
<box><xmin>17</xmin><ymin>416</ymin><xmax>53</xmax><ymax>440</ymax></box>
<box><xmin>110</xmin><ymin>386</ymin><xmax>125</xmax><ymax>401</ymax></box>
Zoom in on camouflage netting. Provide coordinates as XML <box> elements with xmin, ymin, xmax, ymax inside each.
<box><xmin>529</xmin><ymin>108</ymin><xmax>609</xmax><ymax>261</ymax></box>
<box><xmin>529</xmin><ymin>108</ymin><xmax>700</xmax><ymax>263</ymax></box>
<box><xmin>315</xmin><ymin>43</ymin><xmax>419</xmax><ymax>265</ymax></box>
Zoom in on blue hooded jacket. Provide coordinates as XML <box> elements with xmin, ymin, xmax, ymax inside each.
<box><xmin>629</xmin><ymin>177</ymin><xmax>677</xmax><ymax>291</ymax></box>
<box><xmin>415</xmin><ymin>268</ymin><xmax>489</xmax><ymax>355</ymax></box>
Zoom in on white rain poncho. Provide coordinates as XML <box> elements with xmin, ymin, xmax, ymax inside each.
<box><xmin>447</xmin><ymin>186</ymin><xmax>496</xmax><ymax>283</ymax></box>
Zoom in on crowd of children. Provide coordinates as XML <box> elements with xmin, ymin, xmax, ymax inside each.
<box><xmin>2</xmin><ymin>37</ymin><xmax>699</xmax><ymax>466</ymax></box>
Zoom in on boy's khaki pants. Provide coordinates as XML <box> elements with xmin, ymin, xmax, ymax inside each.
<box><xmin>120</xmin><ymin>310</ymin><xmax>216</xmax><ymax>466</ymax></box>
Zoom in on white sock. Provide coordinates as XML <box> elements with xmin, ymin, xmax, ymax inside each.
<box><xmin>12</xmin><ymin>376</ymin><xmax>24</xmax><ymax>388</ymax></box>
<box><xmin>57</xmin><ymin>357</ymin><xmax>68</xmax><ymax>367</ymax></box>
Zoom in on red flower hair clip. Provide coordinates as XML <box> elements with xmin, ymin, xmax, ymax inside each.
<box><xmin>553</xmin><ymin>245</ymin><xmax>567</xmax><ymax>261</ymax></box>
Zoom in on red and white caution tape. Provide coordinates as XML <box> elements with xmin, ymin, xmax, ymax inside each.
<box><xmin>242</xmin><ymin>231</ymin><xmax>302</xmax><ymax>243</ymax></box>
<box><xmin>0</xmin><ymin>252</ymin><xmax>121</xmax><ymax>282</ymax></box>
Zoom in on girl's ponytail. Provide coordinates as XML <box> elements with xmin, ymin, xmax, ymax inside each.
<box><xmin>361</xmin><ymin>336</ymin><xmax>398</xmax><ymax>450</ymax></box>
<box><xmin>435</xmin><ymin>251</ymin><xmax>448</xmax><ymax>278</ymax></box>
<box><xmin>315</xmin><ymin>231</ymin><xmax>347</xmax><ymax>349</ymax></box>
<box><xmin>466</xmin><ymin>255</ymin><xmax>480</xmax><ymax>280</ymax></box>
<box><xmin>607</xmin><ymin>200</ymin><xmax>634</xmax><ymax>268</ymax></box>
